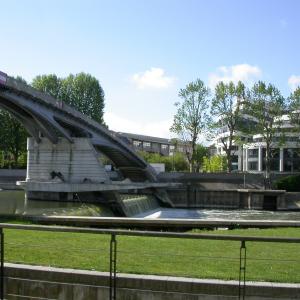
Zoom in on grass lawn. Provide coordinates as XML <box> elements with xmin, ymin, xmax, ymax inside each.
<box><xmin>3</xmin><ymin>227</ymin><xmax>300</xmax><ymax>283</ymax></box>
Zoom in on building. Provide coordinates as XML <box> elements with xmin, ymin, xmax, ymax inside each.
<box><xmin>213</xmin><ymin>114</ymin><xmax>300</xmax><ymax>173</ymax></box>
<box><xmin>116</xmin><ymin>132</ymin><xmax>173</xmax><ymax>156</ymax></box>
<box><xmin>115</xmin><ymin>132</ymin><xmax>192</xmax><ymax>157</ymax></box>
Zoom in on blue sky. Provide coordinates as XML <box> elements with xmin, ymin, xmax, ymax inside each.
<box><xmin>1</xmin><ymin>0</ymin><xmax>300</xmax><ymax>139</ymax></box>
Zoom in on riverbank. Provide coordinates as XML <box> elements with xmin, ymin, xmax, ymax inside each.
<box><xmin>4</xmin><ymin>226</ymin><xmax>300</xmax><ymax>283</ymax></box>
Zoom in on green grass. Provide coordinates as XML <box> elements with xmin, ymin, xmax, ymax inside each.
<box><xmin>4</xmin><ymin>227</ymin><xmax>300</xmax><ymax>283</ymax></box>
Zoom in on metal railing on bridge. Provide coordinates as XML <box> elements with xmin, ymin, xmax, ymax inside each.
<box><xmin>0</xmin><ymin>223</ymin><xmax>299</xmax><ymax>300</ymax></box>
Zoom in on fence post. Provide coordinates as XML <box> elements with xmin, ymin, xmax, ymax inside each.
<box><xmin>0</xmin><ymin>228</ymin><xmax>4</xmax><ymax>300</ymax></box>
<box><xmin>238</xmin><ymin>240</ymin><xmax>246</xmax><ymax>300</ymax></box>
<box><xmin>109</xmin><ymin>234</ymin><xmax>117</xmax><ymax>300</ymax></box>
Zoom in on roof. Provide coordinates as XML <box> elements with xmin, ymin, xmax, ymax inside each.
<box><xmin>117</xmin><ymin>132</ymin><xmax>171</xmax><ymax>144</ymax></box>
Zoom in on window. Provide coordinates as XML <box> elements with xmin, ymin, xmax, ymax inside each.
<box><xmin>143</xmin><ymin>142</ymin><xmax>151</xmax><ymax>147</ymax></box>
<box><xmin>248</xmin><ymin>161</ymin><xmax>258</xmax><ymax>170</ymax></box>
<box><xmin>170</xmin><ymin>145</ymin><xmax>175</xmax><ymax>150</ymax></box>
<box><xmin>248</xmin><ymin>149</ymin><xmax>258</xmax><ymax>158</ymax></box>
<box><xmin>133</xmin><ymin>140</ymin><xmax>141</xmax><ymax>147</ymax></box>
<box><xmin>161</xmin><ymin>144</ymin><xmax>168</xmax><ymax>150</ymax></box>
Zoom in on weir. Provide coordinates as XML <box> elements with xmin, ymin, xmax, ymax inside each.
<box><xmin>122</xmin><ymin>194</ymin><xmax>160</xmax><ymax>217</ymax></box>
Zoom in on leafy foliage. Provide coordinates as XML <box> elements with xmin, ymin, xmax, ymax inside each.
<box><xmin>274</xmin><ymin>175</ymin><xmax>300</xmax><ymax>192</ymax></box>
<box><xmin>0</xmin><ymin>77</ymin><xmax>28</xmax><ymax>167</ymax></box>
<box><xmin>170</xmin><ymin>79</ymin><xmax>210</xmax><ymax>171</ymax></box>
<box><xmin>289</xmin><ymin>87</ymin><xmax>300</xmax><ymax>132</ymax></box>
<box><xmin>193</xmin><ymin>144</ymin><xmax>209</xmax><ymax>172</ymax></box>
<box><xmin>241</xmin><ymin>81</ymin><xmax>286</xmax><ymax>181</ymax></box>
<box><xmin>32</xmin><ymin>72</ymin><xmax>105</xmax><ymax>124</ymax></box>
<box><xmin>202</xmin><ymin>155</ymin><xmax>227</xmax><ymax>172</ymax></box>
<box><xmin>138</xmin><ymin>151</ymin><xmax>189</xmax><ymax>172</ymax></box>
<box><xmin>208</xmin><ymin>81</ymin><xmax>245</xmax><ymax>172</ymax></box>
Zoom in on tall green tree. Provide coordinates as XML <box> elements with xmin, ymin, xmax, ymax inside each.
<box><xmin>208</xmin><ymin>81</ymin><xmax>245</xmax><ymax>172</ymax></box>
<box><xmin>0</xmin><ymin>76</ymin><xmax>27</xmax><ymax>167</ymax></box>
<box><xmin>170</xmin><ymin>79</ymin><xmax>210</xmax><ymax>172</ymax></box>
<box><xmin>32</xmin><ymin>72</ymin><xmax>105</xmax><ymax>124</ymax></box>
<box><xmin>243</xmin><ymin>81</ymin><xmax>286</xmax><ymax>184</ymax></box>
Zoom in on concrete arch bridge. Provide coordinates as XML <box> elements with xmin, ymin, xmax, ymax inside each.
<box><xmin>0</xmin><ymin>72</ymin><xmax>172</xmax><ymax>216</ymax></box>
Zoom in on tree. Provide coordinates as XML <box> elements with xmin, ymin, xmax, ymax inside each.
<box><xmin>208</xmin><ymin>81</ymin><xmax>245</xmax><ymax>172</ymax></box>
<box><xmin>170</xmin><ymin>79</ymin><xmax>210</xmax><ymax>172</ymax></box>
<box><xmin>31</xmin><ymin>74</ymin><xmax>62</xmax><ymax>99</ymax></box>
<box><xmin>243</xmin><ymin>81</ymin><xmax>286</xmax><ymax>185</ymax></box>
<box><xmin>193</xmin><ymin>144</ymin><xmax>209</xmax><ymax>172</ymax></box>
<box><xmin>0</xmin><ymin>76</ymin><xmax>28</xmax><ymax>167</ymax></box>
<box><xmin>289</xmin><ymin>87</ymin><xmax>300</xmax><ymax>135</ymax></box>
<box><xmin>32</xmin><ymin>72</ymin><xmax>105</xmax><ymax>124</ymax></box>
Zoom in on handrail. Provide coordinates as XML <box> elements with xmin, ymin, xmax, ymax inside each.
<box><xmin>1</xmin><ymin>223</ymin><xmax>300</xmax><ymax>300</ymax></box>
<box><xmin>0</xmin><ymin>223</ymin><xmax>300</xmax><ymax>243</ymax></box>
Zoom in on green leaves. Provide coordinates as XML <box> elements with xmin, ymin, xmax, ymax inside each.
<box><xmin>209</xmin><ymin>81</ymin><xmax>245</xmax><ymax>172</ymax></box>
<box><xmin>289</xmin><ymin>87</ymin><xmax>300</xmax><ymax>129</ymax></box>
<box><xmin>0</xmin><ymin>76</ymin><xmax>28</xmax><ymax>167</ymax></box>
<box><xmin>32</xmin><ymin>72</ymin><xmax>105</xmax><ymax>125</ymax></box>
<box><xmin>170</xmin><ymin>79</ymin><xmax>210</xmax><ymax>171</ymax></box>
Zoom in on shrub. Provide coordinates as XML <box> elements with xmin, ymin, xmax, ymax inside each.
<box><xmin>274</xmin><ymin>175</ymin><xmax>300</xmax><ymax>191</ymax></box>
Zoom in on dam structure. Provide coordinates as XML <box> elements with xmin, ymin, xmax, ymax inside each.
<box><xmin>0</xmin><ymin>71</ymin><xmax>173</xmax><ymax>216</ymax></box>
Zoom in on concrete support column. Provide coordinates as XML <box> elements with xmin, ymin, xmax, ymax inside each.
<box><xmin>280</xmin><ymin>148</ymin><xmax>284</xmax><ymax>172</ymax></box>
<box><xmin>238</xmin><ymin>147</ymin><xmax>243</xmax><ymax>171</ymax></box>
<box><xmin>258</xmin><ymin>146</ymin><xmax>262</xmax><ymax>172</ymax></box>
<box><xmin>244</xmin><ymin>148</ymin><xmax>248</xmax><ymax>172</ymax></box>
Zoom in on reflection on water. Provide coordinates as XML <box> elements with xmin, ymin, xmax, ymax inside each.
<box><xmin>0</xmin><ymin>190</ymin><xmax>300</xmax><ymax>220</ymax></box>
<box><xmin>0</xmin><ymin>190</ymin><xmax>113</xmax><ymax>217</ymax></box>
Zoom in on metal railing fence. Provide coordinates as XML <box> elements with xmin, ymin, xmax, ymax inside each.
<box><xmin>0</xmin><ymin>223</ymin><xmax>299</xmax><ymax>300</ymax></box>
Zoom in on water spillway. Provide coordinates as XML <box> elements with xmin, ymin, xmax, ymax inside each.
<box><xmin>121</xmin><ymin>194</ymin><xmax>160</xmax><ymax>217</ymax></box>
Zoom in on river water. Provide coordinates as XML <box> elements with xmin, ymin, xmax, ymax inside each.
<box><xmin>0</xmin><ymin>190</ymin><xmax>300</xmax><ymax>221</ymax></box>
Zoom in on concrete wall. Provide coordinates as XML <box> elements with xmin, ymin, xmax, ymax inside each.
<box><xmin>277</xmin><ymin>192</ymin><xmax>300</xmax><ymax>210</ymax></box>
<box><xmin>158</xmin><ymin>172</ymin><xmax>265</xmax><ymax>189</ymax></box>
<box><xmin>168</xmin><ymin>188</ymin><xmax>240</xmax><ymax>209</ymax></box>
<box><xmin>166</xmin><ymin>187</ymin><xmax>287</xmax><ymax>210</ymax></box>
<box><xmin>4</xmin><ymin>263</ymin><xmax>300</xmax><ymax>300</ymax></box>
<box><xmin>0</xmin><ymin>169</ymin><xmax>26</xmax><ymax>178</ymax></box>
<box><xmin>27</xmin><ymin>137</ymin><xmax>109</xmax><ymax>184</ymax></box>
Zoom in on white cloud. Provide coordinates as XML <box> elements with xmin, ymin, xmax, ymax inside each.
<box><xmin>105</xmin><ymin>112</ymin><xmax>173</xmax><ymax>138</ymax></box>
<box><xmin>288</xmin><ymin>75</ymin><xmax>300</xmax><ymax>91</ymax></box>
<box><xmin>208</xmin><ymin>64</ymin><xmax>262</xmax><ymax>89</ymax></box>
<box><xmin>132</xmin><ymin>67</ymin><xmax>176</xmax><ymax>89</ymax></box>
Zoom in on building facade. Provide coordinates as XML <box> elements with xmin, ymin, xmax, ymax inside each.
<box><xmin>115</xmin><ymin>132</ymin><xmax>191</xmax><ymax>157</ymax></box>
<box><xmin>213</xmin><ymin>115</ymin><xmax>300</xmax><ymax>173</ymax></box>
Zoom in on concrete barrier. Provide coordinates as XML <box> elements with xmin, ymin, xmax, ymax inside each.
<box><xmin>4</xmin><ymin>263</ymin><xmax>300</xmax><ymax>299</ymax></box>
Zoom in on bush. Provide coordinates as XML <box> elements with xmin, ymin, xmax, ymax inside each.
<box><xmin>202</xmin><ymin>155</ymin><xmax>227</xmax><ymax>173</ymax></box>
<box><xmin>137</xmin><ymin>151</ymin><xmax>189</xmax><ymax>172</ymax></box>
<box><xmin>274</xmin><ymin>175</ymin><xmax>300</xmax><ymax>191</ymax></box>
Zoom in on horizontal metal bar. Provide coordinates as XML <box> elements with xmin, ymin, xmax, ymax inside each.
<box><xmin>6</xmin><ymin>215</ymin><xmax>300</xmax><ymax>229</ymax></box>
<box><xmin>0</xmin><ymin>223</ymin><xmax>300</xmax><ymax>243</ymax></box>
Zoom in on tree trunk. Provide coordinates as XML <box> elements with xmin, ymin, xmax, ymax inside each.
<box><xmin>265</xmin><ymin>142</ymin><xmax>271</xmax><ymax>189</ymax></box>
<box><xmin>227</xmin><ymin>152</ymin><xmax>232</xmax><ymax>173</ymax></box>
